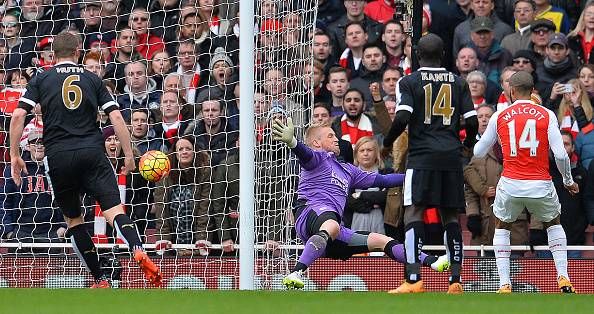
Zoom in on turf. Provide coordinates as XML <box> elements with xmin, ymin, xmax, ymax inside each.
<box><xmin>1</xmin><ymin>289</ymin><xmax>591</xmax><ymax>314</ymax></box>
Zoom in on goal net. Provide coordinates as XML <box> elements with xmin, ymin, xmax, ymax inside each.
<box><xmin>0</xmin><ymin>0</ymin><xmax>317</xmax><ymax>289</ymax></box>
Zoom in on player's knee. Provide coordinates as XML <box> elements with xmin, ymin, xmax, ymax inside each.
<box><xmin>320</xmin><ymin>219</ymin><xmax>340</xmax><ymax>239</ymax></box>
<box><xmin>310</xmin><ymin>231</ymin><xmax>330</xmax><ymax>250</ymax></box>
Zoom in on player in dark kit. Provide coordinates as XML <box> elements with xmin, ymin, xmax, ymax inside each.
<box><xmin>9</xmin><ymin>32</ymin><xmax>162</xmax><ymax>288</ymax></box>
<box><xmin>383</xmin><ymin>34</ymin><xmax>478</xmax><ymax>294</ymax></box>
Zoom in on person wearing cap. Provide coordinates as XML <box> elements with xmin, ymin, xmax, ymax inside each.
<box><xmin>474</xmin><ymin>70</ymin><xmax>577</xmax><ymax>294</ymax></box>
<box><xmin>567</xmin><ymin>1</ymin><xmax>594</xmax><ymax>65</ymax></box>
<box><xmin>511</xmin><ymin>50</ymin><xmax>538</xmax><ymax>74</ymax></box>
<box><xmin>502</xmin><ymin>0</ymin><xmax>537</xmax><ymax>56</ymax></box>
<box><xmin>528</xmin><ymin>18</ymin><xmax>556</xmax><ymax>59</ymax></box>
<box><xmin>468</xmin><ymin>16</ymin><xmax>513</xmax><ymax>89</ymax></box>
<box><xmin>533</xmin><ymin>0</ymin><xmax>570</xmax><ymax>34</ymax></box>
<box><xmin>327</xmin><ymin>0</ymin><xmax>383</xmax><ymax>56</ymax></box>
<box><xmin>452</xmin><ymin>0</ymin><xmax>513</xmax><ymax>62</ymax></box>
<box><xmin>535</xmin><ymin>32</ymin><xmax>578</xmax><ymax>109</ymax></box>
<box><xmin>77</xmin><ymin>0</ymin><xmax>116</xmax><ymax>53</ymax></box>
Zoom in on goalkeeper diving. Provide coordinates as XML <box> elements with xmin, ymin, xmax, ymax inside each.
<box><xmin>272</xmin><ymin>118</ymin><xmax>449</xmax><ymax>290</ymax></box>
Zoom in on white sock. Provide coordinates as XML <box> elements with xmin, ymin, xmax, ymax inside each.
<box><xmin>493</xmin><ymin>229</ymin><xmax>511</xmax><ymax>287</ymax></box>
<box><xmin>547</xmin><ymin>224</ymin><xmax>569</xmax><ymax>280</ymax></box>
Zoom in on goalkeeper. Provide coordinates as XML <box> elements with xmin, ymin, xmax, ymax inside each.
<box><xmin>273</xmin><ymin>118</ymin><xmax>449</xmax><ymax>289</ymax></box>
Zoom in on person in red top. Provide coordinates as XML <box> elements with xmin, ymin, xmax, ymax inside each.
<box><xmin>474</xmin><ymin>71</ymin><xmax>578</xmax><ymax>294</ymax></box>
<box><xmin>364</xmin><ymin>0</ymin><xmax>397</xmax><ymax>24</ymax></box>
<box><xmin>128</xmin><ymin>7</ymin><xmax>165</xmax><ymax>60</ymax></box>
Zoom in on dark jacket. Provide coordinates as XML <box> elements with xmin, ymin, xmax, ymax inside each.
<box><xmin>210</xmin><ymin>151</ymin><xmax>239</xmax><ymax>242</ymax></box>
<box><xmin>349</xmin><ymin>64</ymin><xmax>387</xmax><ymax>109</ymax></box>
<box><xmin>535</xmin><ymin>58</ymin><xmax>578</xmax><ymax>108</ymax></box>
<box><xmin>551</xmin><ymin>158</ymin><xmax>588</xmax><ymax>245</ymax></box>
<box><xmin>470</xmin><ymin>41</ymin><xmax>513</xmax><ymax>88</ymax></box>
<box><xmin>327</xmin><ymin>15</ymin><xmax>383</xmax><ymax>56</ymax></box>
<box><xmin>317</xmin><ymin>0</ymin><xmax>346</xmax><ymax>27</ymax></box>
<box><xmin>567</xmin><ymin>33</ymin><xmax>594</xmax><ymax>65</ymax></box>
<box><xmin>192</xmin><ymin>117</ymin><xmax>239</xmax><ymax>166</ymax></box>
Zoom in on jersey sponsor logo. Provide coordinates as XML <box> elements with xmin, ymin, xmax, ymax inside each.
<box><xmin>330</xmin><ymin>171</ymin><xmax>348</xmax><ymax>194</ymax></box>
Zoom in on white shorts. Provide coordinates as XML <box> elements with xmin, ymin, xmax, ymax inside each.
<box><xmin>493</xmin><ymin>183</ymin><xmax>561</xmax><ymax>223</ymax></box>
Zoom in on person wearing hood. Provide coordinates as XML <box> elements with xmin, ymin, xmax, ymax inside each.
<box><xmin>535</xmin><ymin>33</ymin><xmax>578</xmax><ymax>111</ymax></box>
<box><xmin>116</xmin><ymin>60</ymin><xmax>161</xmax><ymax>122</ymax></box>
<box><xmin>199</xmin><ymin>47</ymin><xmax>238</xmax><ymax>128</ymax></box>
<box><xmin>349</xmin><ymin>43</ymin><xmax>387</xmax><ymax>109</ymax></box>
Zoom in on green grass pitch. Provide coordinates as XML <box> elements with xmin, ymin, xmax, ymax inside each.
<box><xmin>1</xmin><ymin>290</ymin><xmax>592</xmax><ymax>314</ymax></box>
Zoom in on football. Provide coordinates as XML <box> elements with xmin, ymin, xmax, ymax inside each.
<box><xmin>138</xmin><ymin>150</ymin><xmax>171</xmax><ymax>182</ymax></box>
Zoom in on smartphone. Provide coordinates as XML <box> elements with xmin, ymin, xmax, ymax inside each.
<box><xmin>561</xmin><ymin>84</ymin><xmax>574</xmax><ymax>94</ymax></box>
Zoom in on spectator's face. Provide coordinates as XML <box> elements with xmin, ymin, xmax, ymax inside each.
<box><xmin>102</xmin><ymin>0</ymin><xmax>120</xmax><ymax>15</ymax></box>
<box><xmin>125</xmin><ymin>63</ymin><xmax>148</xmax><ymax>92</ymax></box>
<box><xmin>84</xmin><ymin>59</ymin><xmax>105</xmax><ymax>78</ymax></box>
<box><xmin>160</xmin><ymin>92</ymin><xmax>181</xmax><ymax>121</ymax></box>
<box><xmin>471</xmin><ymin>0</ymin><xmax>494</xmax><ymax>17</ymax></box>
<box><xmin>356</xmin><ymin>141</ymin><xmax>378</xmax><ymax>169</ymax></box>
<box><xmin>382</xmin><ymin>69</ymin><xmax>400</xmax><ymax>96</ymax></box>
<box><xmin>326</xmin><ymin>72</ymin><xmax>349</xmax><ymax>98</ymax></box>
<box><xmin>254</xmin><ymin>93</ymin><xmax>268</xmax><ymax>116</ymax></box>
<box><xmin>345</xmin><ymin>24</ymin><xmax>367</xmax><ymax>49</ymax></box>
<box><xmin>562</xmin><ymin>134</ymin><xmax>574</xmax><ymax>156</ymax></box>
<box><xmin>11</xmin><ymin>72</ymin><xmax>28</xmax><ymax>89</ymax></box>
<box><xmin>500</xmin><ymin>70</ymin><xmax>516</xmax><ymax>97</ymax></box>
<box><xmin>343</xmin><ymin>90</ymin><xmax>364</xmax><ymax>118</ymax></box>
<box><xmin>259</xmin><ymin>30</ymin><xmax>280</xmax><ymax>47</ymax></box>
<box><xmin>512</xmin><ymin>57</ymin><xmax>533</xmax><ymax>72</ymax></box>
<box><xmin>382</xmin><ymin>22</ymin><xmax>404</xmax><ymax>50</ymax></box>
<box><xmin>344</xmin><ymin>0</ymin><xmax>366</xmax><ymax>18</ymax></box>
<box><xmin>470</xmin><ymin>30</ymin><xmax>493</xmax><ymax>50</ymax></box>
<box><xmin>81</xmin><ymin>5</ymin><xmax>102</xmax><ymax>27</ymax></box>
<box><xmin>456</xmin><ymin>48</ymin><xmax>479</xmax><ymax>73</ymax></box>
<box><xmin>131</xmin><ymin>111</ymin><xmax>149</xmax><ymax>138</ymax></box>
<box><xmin>177</xmin><ymin>43</ymin><xmax>197</xmax><ymax>69</ymax></box>
<box><xmin>22</xmin><ymin>0</ymin><xmax>44</xmax><ymax>21</ymax></box>
<box><xmin>261</xmin><ymin>0</ymin><xmax>277</xmax><ymax>17</ymax></box>
<box><xmin>467</xmin><ymin>75</ymin><xmax>486</xmax><ymax>98</ymax></box>
<box><xmin>264</xmin><ymin>69</ymin><xmax>284</xmax><ymax>96</ymax></box>
<box><xmin>385</xmin><ymin>100</ymin><xmax>396</xmax><ymax>121</ymax></box>
<box><xmin>514</xmin><ymin>1</ymin><xmax>535</xmax><ymax>27</ymax></box>
<box><xmin>579</xmin><ymin>67</ymin><xmax>594</xmax><ymax>93</ymax></box>
<box><xmin>362</xmin><ymin>47</ymin><xmax>385</xmax><ymax>72</ymax></box>
<box><xmin>1</xmin><ymin>15</ymin><xmax>19</xmax><ymax>39</ymax></box>
<box><xmin>477</xmin><ymin>106</ymin><xmax>494</xmax><ymax>135</ymax></box>
<box><xmin>117</xmin><ymin>29</ymin><xmax>137</xmax><ymax>54</ymax></box>
<box><xmin>313</xmin><ymin>34</ymin><xmax>331</xmax><ymax>61</ymax></box>
<box><xmin>28</xmin><ymin>139</ymin><xmax>45</xmax><ymax>161</ymax></box>
<box><xmin>201</xmin><ymin>100</ymin><xmax>222</xmax><ymax>128</ymax></box>
<box><xmin>175</xmin><ymin>138</ymin><xmax>194</xmax><ymax>167</ymax></box>
<box><xmin>130</xmin><ymin>10</ymin><xmax>150</xmax><ymax>35</ymax></box>
<box><xmin>164</xmin><ymin>75</ymin><xmax>184</xmax><ymax>97</ymax></box>
<box><xmin>313</xmin><ymin>106</ymin><xmax>331</xmax><ymax>124</ymax></box>
<box><xmin>40</xmin><ymin>48</ymin><xmax>54</xmax><ymax>63</ymax></box>
<box><xmin>584</xmin><ymin>6</ymin><xmax>594</xmax><ymax>30</ymax></box>
<box><xmin>283</xmin><ymin>13</ymin><xmax>301</xmax><ymax>30</ymax></box>
<box><xmin>104</xmin><ymin>135</ymin><xmax>121</xmax><ymax>159</ymax></box>
<box><xmin>199</xmin><ymin>0</ymin><xmax>214</xmax><ymax>14</ymax></box>
<box><xmin>181</xmin><ymin>15</ymin><xmax>203</xmax><ymax>39</ymax></box>
<box><xmin>546</xmin><ymin>44</ymin><xmax>569</xmax><ymax>63</ymax></box>
<box><xmin>531</xmin><ymin>27</ymin><xmax>552</xmax><ymax>46</ymax></box>
<box><xmin>90</xmin><ymin>42</ymin><xmax>111</xmax><ymax>61</ymax></box>
<box><xmin>151</xmin><ymin>51</ymin><xmax>172</xmax><ymax>75</ymax></box>
<box><xmin>212</xmin><ymin>60</ymin><xmax>232</xmax><ymax>86</ymax></box>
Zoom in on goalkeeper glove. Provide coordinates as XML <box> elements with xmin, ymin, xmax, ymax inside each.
<box><xmin>272</xmin><ymin>117</ymin><xmax>297</xmax><ymax>148</ymax></box>
<box><xmin>466</xmin><ymin>215</ymin><xmax>482</xmax><ymax>239</ymax></box>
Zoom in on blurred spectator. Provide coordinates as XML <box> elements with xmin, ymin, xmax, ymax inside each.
<box><xmin>149</xmin><ymin>0</ymin><xmax>182</xmax><ymax>57</ymax></box>
<box><xmin>345</xmin><ymin>136</ymin><xmax>387</xmax><ymax>233</ymax></box>
<box><xmin>129</xmin><ymin>7</ymin><xmax>166</xmax><ymax>60</ymax></box>
<box><xmin>283</xmin><ymin>12</ymin><xmax>305</xmax><ymax>46</ymax></box>
<box><xmin>175</xmin><ymin>39</ymin><xmax>205</xmax><ymax>104</ymax></box>
<box><xmin>154</xmin><ymin>136</ymin><xmax>212</xmax><ymax>256</ymax></box>
<box><xmin>528</xmin><ymin>18</ymin><xmax>556</xmax><ymax>61</ymax></box>
<box><xmin>364</xmin><ymin>0</ymin><xmax>396</xmax><ymax>24</ymax></box>
<box><xmin>149</xmin><ymin>50</ymin><xmax>173</xmax><ymax>91</ymax></box>
<box><xmin>117</xmin><ymin>61</ymin><xmax>162</xmax><ymax>121</ymax></box>
<box><xmin>163</xmin><ymin>73</ymin><xmax>187</xmax><ymax>101</ymax></box>
<box><xmin>317</xmin><ymin>0</ymin><xmax>347</xmax><ymax>26</ymax></box>
<box><xmin>567</xmin><ymin>1</ymin><xmax>594</xmax><ymax>64</ymax></box>
<box><xmin>311</xmin><ymin>102</ymin><xmax>354</xmax><ymax>163</ymax></box>
<box><xmin>153</xmin><ymin>91</ymin><xmax>191</xmax><ymax>152</ymax></box>
<box><xmin>96</xmin><ymin>0</ymin><xmax>120</xmax><ymax>31</ymax></box>
<box><xmin>349</xmin><ymin>43</ymin><xmax>387</xmax><ymax>108</ymax></box>
<box><xmin>254</xmin><ymin>90</ymin><xmax>269</xmax><ymax>143</ymax></box>
<box><xmin>303</xmin><ymin>60</ymin><xmax>331</xmax><ymax>105</ymax></box>
<box><xmin>7</xmin><ymin>69</ymin><xmax>30</xmax><ymax>90</ymax></box>
<box><xmin>468</xmin><ymin>16</ymin><xmax>513</xmax><ymax>88</ymax></box>
<box><xmin>466</xmin><ymin>70</ymin><xmax>488</xmax><ymax>107</ymax></box>
<box><xmin>19</xmin><ymin>0</ymin><xmax>67</xmax><ymax>38</ymax></box>
<box><xmin>578</xmin><ymin>64</ymin><xmax>594</xmax><ymax>102</ymax></box>
<box><xmin>533</xmin><ymin>0</ymin><xmax>570</xmax><ymax>34</ymax></box>
<box><xmin>452</xmin><ymin>0</ymin><xmax>513</xmax><ymax>61</ymax></box>
<box><xmin>535</xmin><ymin>33</ymin><xmax>578</xmax><ymax>109</ymax></box>
<box><xmin>129</xmin><ymin>109</ymin><xmax>160</xmax><ymax>155</ymax></box>
<box><xmin>464</xmin><ymin>104</ymin><xmax>529</xmax><ymax>250</ymax></box>
<box><xmin>204</xmin><ymin>47</ymin><xmax>237</xmax><ymax>103</ymax></box>
<box><xmin>381</xmin><ymin>66</ymin><xmax>400</xmax><ymax>97</ymax></box>
<box><xmin>556</xmin><ymin>79</ymin><xmax>593</xmax><ymax>138</ymax></box>
<box><xmin>82</xmin><ymin>52</ymin><xmax>106</xmax><ymax>79</ymax></box>
<box><xmin>456</xmin><ymin>47</ymin><xmax>480</xmax><ymax>78</ymax></box>
<box><xmin>105</xmin><ymin>26</ymin><xmax>142</xmax><ymax>93</ymax></box>
<box><xmin>576</xmin><ymin>125</ymin><xmax>594</xmax><ymax>170</ymax></box>
<box><xmin>338</xmin><ymin>21</ymin><xmax>368</xmax><ymax>78</ymax></box>
<box><xmin>86</xmin><ymin>33</ymin><xmax>112</xmax><ymax>64</ymax></box>
<box><xmin>2</xmin><ymin>13</ymin><xmax>35</xmax><ymax>71</ymax></box>
<box><xmin>330</xmin><ymin>88</ymin><xmax>380</xmax><ymax>146</ymax></box>
<box><xmin>511</xmin><ymin>50</ymin><xmax>537</xmax><ymax>74</ymax></box>
<box><xmin>77</xmin><ymin>1</ymin><xmax>116</xmax><ymax>53</ymax></box>
<box><xmin>313</xmin><ymin>29</ymin><xmax>336</xmax><ymax>75</ymax></box>
<box><xmin>0</xmin><ymin>66</ymin><xmax>25</xmax><ymax>125</ymax></box>
<box><xmin>328</xmin><ymin>0</ymin><xmax>382</xmax><ymax>55</ymax></box>
<box><xmin>326</xmin><ymin>66</ymin><xmax>350</xmax><ymax>117</ymax></box>
<box><xmin>178</xmin><ymin>9</ymin><xmax>213</xmax><ymax>61</ymax></box>
<box><xmin>501</xmin><ymin>0</ymin><xmax>536</xmax><ymax>56</ymax></box>
<box><xmin>190</xmin><ymin>98</ymin><xmax>239</xmax><ymax>166</ymax></box>
<box><xmin>382</xmin><ymin>20</ymin><xmax>405</xmax><ymax>69</ymax></box>
<box><xmin>428</xmin><ymin>0</ymin><xmax>469</xmax><ymax>71</ymax></box>
<box><xmin>0</xmin><ymin>131</ymin><xmax>66</xmax><ymax>247</ymax></box>
<box><xmin>19</xmin><ymin>103</ymin><xmax>42</xmax><ymax>150</ymax></box>
<box><xmin>495</xmin><ymin>67</ymin><xmax>517</xmax><ymax>111</ymax></box>
<box><xmin>198</xmin><ymin>0</ymin><xmax>230</xmax><ymax>36</ymax></box>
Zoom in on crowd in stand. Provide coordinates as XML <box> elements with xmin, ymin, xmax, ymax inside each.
<box><xmin>0</xmin><ymin>0</ymin><xmax>594</xmax><ymax>257</ymax></box>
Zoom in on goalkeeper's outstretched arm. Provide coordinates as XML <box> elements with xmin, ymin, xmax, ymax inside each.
<box><xmin>272</xmin><ymin>118</ymin><xmax>319</xmax><ymax>171</ymax></box>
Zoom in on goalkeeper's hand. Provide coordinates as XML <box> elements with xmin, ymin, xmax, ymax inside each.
<box><xmin>272</xmin><ymin>117</ymin><xmax>297</xmax><ymax>148</ymax></box>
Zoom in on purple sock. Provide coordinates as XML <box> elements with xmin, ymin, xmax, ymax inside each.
<box><xmin>385</xmin><ymin>241</ymin><xmax>429</xmax><ymax>265</ymax></box>
<box><xmin>296</xmin><ymin>234</ymin><xmax>328</xmax><ymax>268</ymax></box>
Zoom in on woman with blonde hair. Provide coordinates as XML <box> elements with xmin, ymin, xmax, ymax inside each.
<box><xmin>568</xmin><ymin>0</ymin><xmax>594</xmax><ymax>64</ymax></box>
<box><xmin>557</xmin><ymin>79</ymin><xmax>594</xmax><ymax>138</ymax></box>
<box><xmin>345</xmin><ymin>137</ymin><xmax>389</xmax><ymax>234</ymax></box>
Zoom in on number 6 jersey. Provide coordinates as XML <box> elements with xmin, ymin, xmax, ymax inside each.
<box><xmin>17</xmin><ymin>61</ymin><xmax>118</xmax><ymax>156</ymax></box>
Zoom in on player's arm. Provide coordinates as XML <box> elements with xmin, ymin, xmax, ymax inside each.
<box><xmin>272</xmin><ymin>117</ymin><xmax>321</xmax><ymax>170</ymax></box>
<box><xmin>473</xmin><ymin>113</ymin><xmax>498</xmax><ymax>158</ymax></box>
<box><xmin>548</xmin><ymin>112</ymin><xmax>575</xmax><ymax>188</ymax></box>
<box><xmin>383</xmin><ymin>79</ymin><xmax>412</xmax><ymax>148</ymax></box>
<box><xmin>10</xmin><ymin>77</ymin><xmax>39</xmax><ymax>185</ymax></box>
<box><xmin>348</xmin><ymin>164</ymin><xmax>405</xmax><ymax>189</ymax></box>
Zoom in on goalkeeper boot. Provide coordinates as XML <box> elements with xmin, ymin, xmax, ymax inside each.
<box><xmin>431</xmin><ymin>255</ymin><xmax>450</xmax><ymax>272</ymax></box>
<box><xmin>388</xmin><ymin>280</ymin><xmax>425</xmax><ymax>294</ymax></box>
<box><xmin>558</xmin><ymin>276</ymin><xmax>576</xmax><ymax>293</ymax></box>
<box><xmin>447</xmin><ymin>282</ymin><xmax>463</xmax><ymax>294</ymax></box>
<box><xmin>496</xmin><ymin>284</ymin><xmax>512</xmax><ymax>294</ymax></box>
<box><xmin>282</xmin><ymin>270</ymin><xmax>305</xmax><ymax>290</ymax></box>
<box><xmin>134</xmin><ymin>249</ymin><xmax>163</xmax><ymax>288</ymax></box>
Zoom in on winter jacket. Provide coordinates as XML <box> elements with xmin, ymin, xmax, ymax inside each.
<box><xmin>576</xmin><ymin>128</ymin><xmax>594</xmax><ymax>169</ymax></box>
<box><xmin>470</xmin><ymin>41</ymin><xmax>513</xmax><ymax>88</ymax></box>
<box><xmin>535</xmin><ymin>58</ymin><xmax>578</xmax><ymax>110</ymax></box>
<box><xmin>567</xmin><ymin>33</ymin><xmax>594</xmax><ymax>65</ymax></box>
<box><xmin>190</xmin><ymin>117</ymin><xmax>239</xmax><ymax>166</ymax></box>
<box><xmin>327</xmin><ymin>15</ymin><xmax>383</xmax><ymax>56</ymax></box>
<box><xmin>452</xmin><ymin>13</ymin><xmax>514</xmax><ymax>63</ymax></box>
<box><xmin>210</xmin><ymin>152</ymin><xmax>239</xmax><ymax>242</ymax></box>
<box><xmin>349</xmin><ymin>64</ymin><xmax>387</xmax><ymax>109</ymax></box>
<box><xmin>116</xmin><ymin>78</ymin><xmax>162</xmax><ymax>121</ymax></box>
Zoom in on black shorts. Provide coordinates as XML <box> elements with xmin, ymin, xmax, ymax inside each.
<box><xmin>45</xmin><ymin>149</ymin><xmax>121</xmax><ymax>218</ymax></box>
<box><xmin>403</xmin><ymin>168</ymin><xmax>465</xmax><ymax>209</ymax></box>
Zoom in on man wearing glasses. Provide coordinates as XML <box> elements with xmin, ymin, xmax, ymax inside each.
<box><xmin>128</xmin><ymin>7</ymin><xmax>165</xmax><ymax>60</ymax></box>
<box><xmin>528</xmin><ymin>18</ymin><xmax>556</xmax><ymax>61</ymax></box>
<box><xmin>502</xmin><ymin>0</ymin><xmax>537</xmax><ymax>56</ymax></box>
<box><xmin>1</xmin><ymin>14</ymin><xmax>35</xmax><ymax>71</ymax></box>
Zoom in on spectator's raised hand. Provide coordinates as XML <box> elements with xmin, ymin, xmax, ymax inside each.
<box><xmin>369</xmin><ymin>82</ymin><xmax>382</xmax><ymax>102</ymax></box>
<box><xmin>222</xmin><ymin>239</ymin><xmax>235</xmax><ymax>252</ymax></box>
